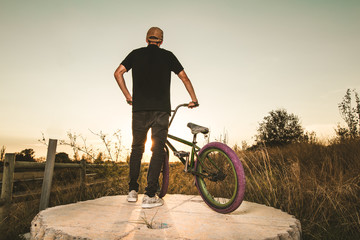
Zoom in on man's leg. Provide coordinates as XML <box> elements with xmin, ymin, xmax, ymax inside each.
<box><xmin>129</xmin><ymin>112</ymin><xmax>149</xmax><ymax>192</ymax></box>
<box><xmin>145</xmin><ymin>112</ymin><xmax>169</xmax><ymax>197</ymax></box>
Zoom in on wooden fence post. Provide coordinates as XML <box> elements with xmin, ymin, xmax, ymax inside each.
<box><xmin>0</xmin><ymin>153</ymin><xmax>16</xmax><ymax>231</ymax></box>
<box><xmin>80</xmin><ymin>159</ymin><xmax>86</xmax><ymax>200</ymax></box>
<box><xmin>39</xmin><ymin>139</ymin><xmax>57</xmax><ymax>211</ymax></box>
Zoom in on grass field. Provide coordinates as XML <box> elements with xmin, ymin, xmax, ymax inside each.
<box><xmin>1</xmin><ymin>139</ymin><xmax>359</xmax><ymax>239</ymax></box>
<box><xmin>236</xmin><ymin>139</ymin><xmax>360</xmax><ymax>239</ymax></box>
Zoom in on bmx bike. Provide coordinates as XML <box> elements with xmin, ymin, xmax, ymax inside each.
<box><xmin>157</xmin><ymin>103</ymin><xmax>246</xmax><ymax>214</ymax></box>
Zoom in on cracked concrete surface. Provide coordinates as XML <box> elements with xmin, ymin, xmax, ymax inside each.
<box><xmin>30</xmin><ymin>194</ymin><xmax>301</xmax><ymax>240</ymax></box>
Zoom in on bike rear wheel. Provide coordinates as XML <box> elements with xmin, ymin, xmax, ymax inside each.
<box><xmin>195</xmin><ymin>142</ymin><xmax>245</xmax><ymax>214</ymax></box>
<box><xmin>157</xmin><ymin>146</ymin><xmax>169</xmax><ymax>198</ymax></box>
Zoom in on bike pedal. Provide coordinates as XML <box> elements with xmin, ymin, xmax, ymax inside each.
<box><xmin>174</xmin><ymin>151</ymin><xmax>190</xmax><ymax>158</ymax></box>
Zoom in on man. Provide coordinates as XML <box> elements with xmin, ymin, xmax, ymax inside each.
<box><xmin>114</xmin><ymin>27</ymin><xmax>198</xmax><ymax>208</ymax></box>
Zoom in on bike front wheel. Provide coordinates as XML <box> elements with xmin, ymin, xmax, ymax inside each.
<box><xmin>195</xmin><ymin>142</ymin><xmax>246</xmax><ymax>214</ymax></box>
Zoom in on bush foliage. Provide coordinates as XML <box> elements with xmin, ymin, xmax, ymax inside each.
<box><xmin>255</xmin><ymin>109</ymin><xmax>308</xmax><ymax>147</ymax></box>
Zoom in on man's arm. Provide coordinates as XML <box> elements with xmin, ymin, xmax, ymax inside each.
<box><xmin>177</xmin><ymin>70</ymin><xmax>198</xmax><ymax>108</ymax></box>
<box><xmin>114</xmin><ymin>64</ymin><xmax>132</xmax><ymax>105</ymax></box>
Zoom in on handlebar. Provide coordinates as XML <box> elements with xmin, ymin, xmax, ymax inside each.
<box><xmin>169</xmin><ymin>103</ymin><xmax>198</xmax><ymax>127</ymax></box>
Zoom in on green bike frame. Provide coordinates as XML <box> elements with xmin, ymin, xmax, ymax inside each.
<box><xmin>166</xmin><ymin>134</ymin><xmax>200</xmax><ymax>167</ymax></box>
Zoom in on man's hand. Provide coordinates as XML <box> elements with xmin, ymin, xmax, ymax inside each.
<box><xmin>188</xmin><ymin>101</ymin><xmax>199</xmax><ymax>109</ymax></box>
<box><xmin>126</xmin><ymin>97</ymin><xmax>133</xmax><ymax>105</ymax></box>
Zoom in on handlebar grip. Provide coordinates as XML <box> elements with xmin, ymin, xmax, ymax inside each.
<box><xmin>192</xmin><ymin>101</ymin><xmax>199</xmax><ymax>107</ymax></box>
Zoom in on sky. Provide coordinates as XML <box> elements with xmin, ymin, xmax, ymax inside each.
<box><xmin>1</xmin><ymin>0</ymin><xmax>359</xmax><ymax>158</ymax></box>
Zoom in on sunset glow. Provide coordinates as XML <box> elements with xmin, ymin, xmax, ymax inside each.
<box><xmin>1</xmin><ymin>0</ymin><xmax>359</xmax><ymax>158</ymax></box>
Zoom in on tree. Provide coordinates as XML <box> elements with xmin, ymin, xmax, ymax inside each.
<box><xmin>16</xmin><ymin>149</ymin><xmax>36</xmax><ymax>162</ymax></box>
<box><xmin>55</xmin><ymin>152</ymin><xmax>72</xmax><ymax>163</ymax></box>
<box><xmin>336</xmin><ymin>89</ymin><xmax>360</xmax><ymax>139</ymax></box>
<box><xmin>256</xmin><ymin>109</ymin><xmax>305</xmax><ymax>147</ymax></box>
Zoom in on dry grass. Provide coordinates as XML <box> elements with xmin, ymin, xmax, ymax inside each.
<box><xmin>2</xmin><ymin>140</ymin><xmax>359</xmax><ymax>239</ymax></box>
<box><xmin>235</xmin><ymin>140</ymin><xmax>360</xmax><ymax>240</ymax></box>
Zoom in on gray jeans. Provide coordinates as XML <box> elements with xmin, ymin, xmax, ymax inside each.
<box><xmin>129</xmin><ymin>111</ymin><xmax>169</xmax><ymax>197</ymax></box>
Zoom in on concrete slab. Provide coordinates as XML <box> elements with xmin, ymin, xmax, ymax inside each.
<box><xmin>30</xmin><ymin>194</ymin><xmax>301</xmax><ymax>240</ymax></box>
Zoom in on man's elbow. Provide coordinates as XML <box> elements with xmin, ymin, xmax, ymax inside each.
<box><xmin>114</xmin><ymin>71</ymin><xmax>119</xmax><ymax>78</ymax></box>
<box><xmin>114</xmin><ymin>65</ymin><xmax>127</xmax><ymax>78</ymax></box>
<box><xmin>114</xmin><ymin>70</ymin><xmax>125</xmax><ymax>79</ymax></box>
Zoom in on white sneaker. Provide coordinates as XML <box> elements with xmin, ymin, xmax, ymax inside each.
<box><xmin>141</xmin><ymin>195</ymin><xmax>164</xmax><ymax>209</ymax></box>
<box><xmin>127</xmin><ymin>190</ymin><xmax>138</xmax><ymax>202</ymax></box>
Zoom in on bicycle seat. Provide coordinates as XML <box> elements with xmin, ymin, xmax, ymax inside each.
<box><xmin>187</xmin><ymin>122</ymin><xmax>209</xmax><ymax>135</ymax></box>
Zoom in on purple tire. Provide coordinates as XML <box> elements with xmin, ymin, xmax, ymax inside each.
<box><xmin>157</xmin><ymin>146</ymin><xmax>169</xmax><ymax>198</ymax></box>
<box><xmin>195</xmin><ymin>142</ymin><xmax>246</xmax><ymax>214</ymax></box>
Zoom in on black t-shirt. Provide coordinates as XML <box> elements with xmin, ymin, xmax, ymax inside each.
<box><xmin>121</xmin><ymin>45</ymin><xmax>184</xmax><ymax>114</ymax></box>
